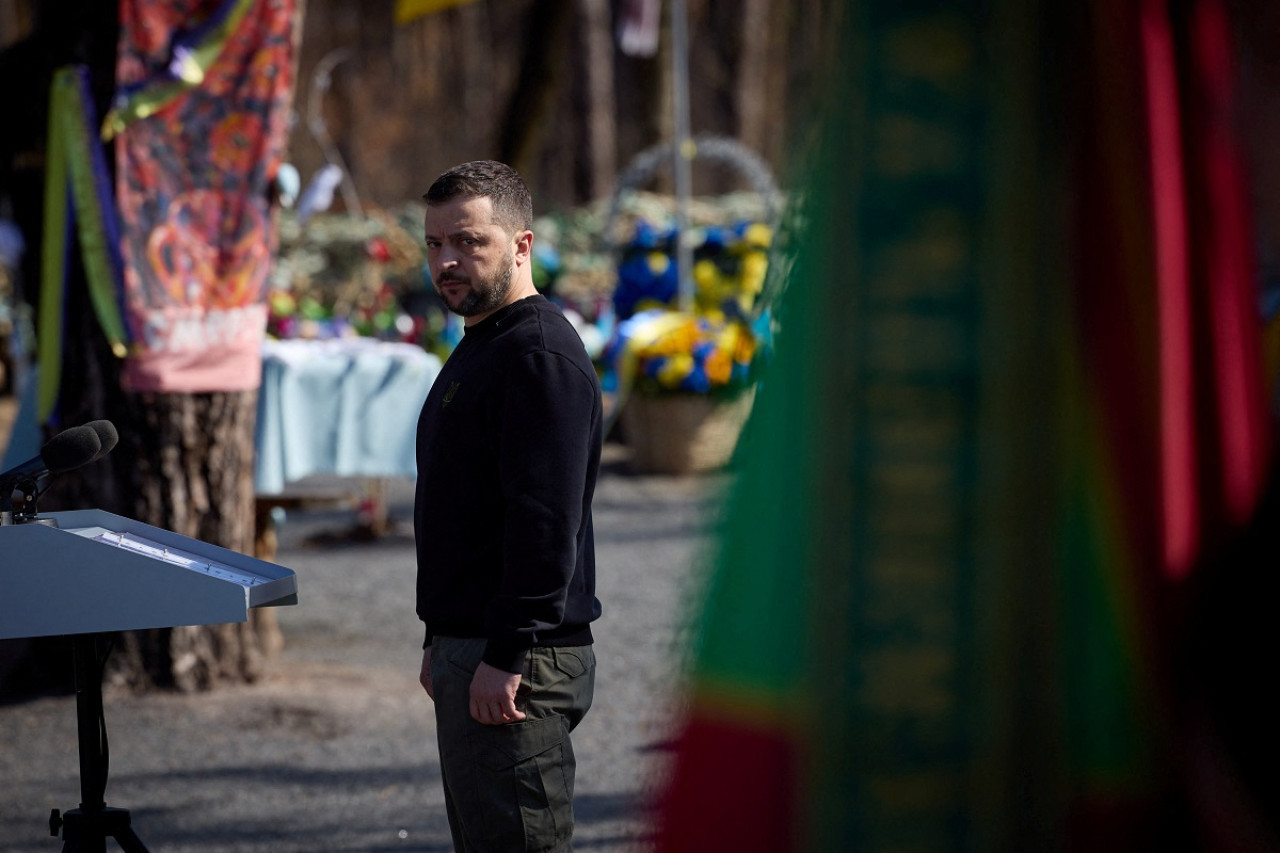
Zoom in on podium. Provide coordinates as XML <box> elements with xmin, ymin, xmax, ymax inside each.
<box><xmin>0</xmin><ymin>509</ymin><xmax>298</xmax><ymax>852</ymax></box>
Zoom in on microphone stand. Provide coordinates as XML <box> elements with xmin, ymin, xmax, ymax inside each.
<box><xmin>1</xmin><ymin>474</ymin><xmax>43</xmax><ymax>524</ymax></box>
<box><xmin>5</xmin><ymin>481</ymin><xmax>150</xmax><ymax>852</ymax></box>
<box><xmin>50</xmin><ymin>634</ymin><xmax>150</xmax><ymax>853</ymax></box>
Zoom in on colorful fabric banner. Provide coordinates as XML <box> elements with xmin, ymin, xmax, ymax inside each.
<box><xmin>115</xmin><ymin>0</ymin><xmax>296</xmax><ymax>393</ymax></box>
<box><xmin>38</xmin><ymin>65</ymin><xmax>130</xmax><ymax>424</ymax></box>
<box><xmin>654</xmin><ymin>0</ymin><xmax>1275</xmax><ymax>849</ymax></box>
<box><xmin>103</xmin><ymin>0</ymin><xmax>256</xmax><ymax>141</ymax></box>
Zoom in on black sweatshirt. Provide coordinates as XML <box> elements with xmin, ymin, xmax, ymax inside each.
<box><xmin>414</xmin><ymin>295</ymin><xmax>603</xmax><ymax>673</ymax></box>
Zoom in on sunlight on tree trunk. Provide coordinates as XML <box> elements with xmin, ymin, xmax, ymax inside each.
<box><xmin>579</xmin><ymin>0</ymin><xmax>616</xmax><ymax>200</ymax></box>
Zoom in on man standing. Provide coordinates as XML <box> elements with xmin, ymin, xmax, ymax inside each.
<box><xmin>414</xmin><ymin>160</ymin><xmax>603</xmax><ymax>852</ymax></box>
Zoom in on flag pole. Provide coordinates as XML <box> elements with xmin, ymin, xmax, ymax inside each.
<box><xmin>670</xmin><ymin>0</ymin><xmax>694</xmax><ymax>312</ymax></box>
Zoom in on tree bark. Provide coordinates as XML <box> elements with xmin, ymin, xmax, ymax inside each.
<box><xmin>578</xmin><ymin>0</ymin><xmax>616</xmax><ymax>201</ymax></box>
<box><xmin>497</xmin><ymin>0</ymin><xmax>577</xmax><ymax>180</ymax></box>
<box><xmin>104</xmin><ymin>390</ymin><xmax>280</xmax><ymax>692</ymax></box>
<box><xmin>736</xmin><ymin>0</ymin><xmax>770</xmax><ymax>157</ymax></box>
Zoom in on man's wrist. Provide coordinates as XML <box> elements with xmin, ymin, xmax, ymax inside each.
<box><xmin>482</xmin><ymin>639</ymin><xmax>531</xmax><ymax>674</ymax></box>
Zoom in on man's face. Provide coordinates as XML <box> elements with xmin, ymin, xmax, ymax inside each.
<box><xmin>423</xmin><ymin>195</ymin><xmax>521</xmax><ymax>322</ymax></box>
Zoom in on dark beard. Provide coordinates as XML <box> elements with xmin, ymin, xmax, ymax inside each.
<box><xmin>439</xmin><ymin>259</ymin><xmax>513</xmax><ymax>318</ymax></box>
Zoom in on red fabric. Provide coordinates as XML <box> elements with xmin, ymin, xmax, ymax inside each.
<box><xmin>1139</xmin><ymin>0</ymin><xmax>1271</xmax><ymax>579</ymax></box>
<box><xmin>1141</xmin><ymin>0</ymin><xmax>1201</xmax><ymax>578</ymax></box>
<box><xmin>1185</xmin><ymin>0</ymin><xmax>1270</xmax><ymax>529</ymax></box>
<box><xmin>654</xmin><ymin>711</ymin><xmax>800</xmax><ymax>853</ymax></box>
<box><xmin>1064</xmin><ymin>0</ymin><xmax>1275</xmax><ymax>842</ymax></box>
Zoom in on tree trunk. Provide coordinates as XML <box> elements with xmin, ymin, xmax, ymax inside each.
<box><xmin>736</xmin><ymin>0</ymin><xmax>769</xmax><ymax>157</ymax></box>
<box><xmin>104</xmin><ymin>390</ymin><xmax>281</xmax><ymax>692</ymax></box>
<box><xmin>497</xmin><ymin>0</ymin><xmax>577</xmax><ymax>179</ymax></box>
<box><xmin>578</xmin><ymin>0</ymin><xmax>616</xmax><ymax>201</ymax></box>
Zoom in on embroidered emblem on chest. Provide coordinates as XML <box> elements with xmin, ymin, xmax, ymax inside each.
<box><xmin>442</xmin><ymin>381</ymin><xmax>460</xmax><ymax>408</ymax></box>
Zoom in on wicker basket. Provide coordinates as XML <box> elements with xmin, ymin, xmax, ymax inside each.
<box><xmin>620</xmin><ymin>389</ymin><xmax>755</xmax><ymax>475</ymax></box>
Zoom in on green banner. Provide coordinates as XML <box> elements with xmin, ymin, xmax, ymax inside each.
<box><xmin>38</xmin><ymin>66</ymin><xmax>129</xmax><ymax>423</ymax></box>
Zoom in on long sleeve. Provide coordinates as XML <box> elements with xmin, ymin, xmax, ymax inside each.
<box><xmin>484</xmin><ymin>349</ymin><xmax>600</xmax><ymax>672</ymax></box>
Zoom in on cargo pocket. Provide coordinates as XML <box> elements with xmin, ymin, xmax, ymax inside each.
<box><xmin>548</xmin><ymin>646</ymin><xmax>595</xmax><ymax>729</ymax></box>
<box><xmin>551</xmin><ymin>646</ymin><xmax>591</xmax><ymax>679</ymax></box>
<box><xmin>466</xmin><ymin>714</ymin><xmax>574</xmax><ymax>850</ymax></box>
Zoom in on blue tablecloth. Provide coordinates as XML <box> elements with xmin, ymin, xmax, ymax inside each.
<box><xmin>254</xmin><ymin>338</ymin><xmax>441</xmax><ymax>494</ymax></box>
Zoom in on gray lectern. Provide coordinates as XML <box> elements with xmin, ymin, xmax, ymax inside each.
<box><xmin>0</xmin><ymin>509</ymin><xmax>298</xmax><ymax>853</ymax></box>
<box><xmin>1</xmin><ymin>509</ymin><xmax>298</xmax><ymax>640</ymax></box>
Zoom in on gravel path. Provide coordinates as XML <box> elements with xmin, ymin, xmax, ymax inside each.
<box><xmin>0</xmin><ymin>447</ymin><xmax>726</xmax><ymax>852</ymax></box>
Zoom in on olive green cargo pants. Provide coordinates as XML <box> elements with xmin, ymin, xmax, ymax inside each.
<box><xmin>431</xmin><ymin>637</ymin><xmax>596</xmax><ymax>853</ymax></box>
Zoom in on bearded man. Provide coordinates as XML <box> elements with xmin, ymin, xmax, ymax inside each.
<box><xmin>413</xmin><ymin>160</ymin><xmax>603</xmax><ymax>853</ymax></box>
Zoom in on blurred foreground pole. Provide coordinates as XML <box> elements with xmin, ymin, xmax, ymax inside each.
<box><xmin>654</xmin><ymin>0</ymin><xmax>1278</xmax><ymax>850</ymax></box>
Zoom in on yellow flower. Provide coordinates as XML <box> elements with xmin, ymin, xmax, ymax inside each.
<box><xmin>741</xmin><ymin>222</ymin><xmax>772</xmax><ymax>249</ymax></box>
<box><xmin>634</xmin><ymin>317</ymin><xmax>694</xmax><ymax>358</ymax></box>
<box><xmin>656</xmin><ymin>353</ymin><xmax>695</xmax><ymax>387</ymax></box>
<box><xmin>693</xmin><ymin>258</ymin><xmax>719</xmax><ymax>291</ymax></box>
<box><xmin>740</xmin><ymin>251</ymin><xmax>768</xmax><ymax>295</ymax></box>
<box><xmin>646</xmin><ymin>251</ymin><xmax>671</xmax><ymax>277</ymax></box>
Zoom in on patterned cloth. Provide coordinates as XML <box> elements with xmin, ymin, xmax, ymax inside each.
<box><xmin>115</xmin><ymin>0</ymin><xmax>296</xmax><ymax>392</ymax></box>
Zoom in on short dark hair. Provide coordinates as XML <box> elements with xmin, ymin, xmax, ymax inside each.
<box><xmin>423</xmin><ymin>160</ymin><xmax>533</xmax><ymax>234</ymax></box>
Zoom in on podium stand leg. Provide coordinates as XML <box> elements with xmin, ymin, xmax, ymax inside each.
<box><xmin>49</xmin><ymin>635</ymin><xmax>151</xmax><ymax>853</ymax></box>
<box><xmin>58</xmin><ymin>807</ymin><xmax>148</xmax><ymax>853</ymax></box>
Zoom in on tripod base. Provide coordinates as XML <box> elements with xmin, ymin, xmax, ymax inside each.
<box><xmin>52</xmin><ymin>806</ymin><xmax>150</xmax><ymax>853</ymax></box>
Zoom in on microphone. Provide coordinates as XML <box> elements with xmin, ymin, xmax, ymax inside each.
<box><xmin>85</xmin><ymin>420</ymin><xmax>119</xmax><ymax>462</ymax></box>
<box><xmin>0</xmin><ymin>425</ymin><xmax>103</xmax><ymax>488</ymax></box>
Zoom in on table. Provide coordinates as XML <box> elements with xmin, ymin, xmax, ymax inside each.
<box><xmin>254</xmin><ymin>337</ymin><xmax>441</xmax><ymax>494</ymax></box>
<box><xmin>252</xmin><ymin>338</ymin><xmax>441</xmax><ymax>556</ymax></box>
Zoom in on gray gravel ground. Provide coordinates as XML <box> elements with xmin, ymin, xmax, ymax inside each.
<box><xmin>0</xmin><ymin>445</ymin><xmax>726</xmax><ymax>852</ymax></box>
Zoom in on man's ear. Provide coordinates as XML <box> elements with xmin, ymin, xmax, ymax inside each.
<box><xmin>513</xmin><ymin>229</ymin><xmax>533</xmax><ymax>265</ymax></box>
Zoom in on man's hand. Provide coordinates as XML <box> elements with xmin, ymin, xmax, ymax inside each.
<box><xmin>420</xmin><ymin>647</ymin><xmax>434</xmax><ymax>700</ymax></box>
<box><xmin>469</xmin><ymin>661</ymin><xmax>526</xmax><ymax>725</ymax></box>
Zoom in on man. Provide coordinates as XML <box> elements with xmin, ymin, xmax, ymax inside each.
<box><xmin>414</xmin><ymin>160</ymin><xmax>603</xmax><ymax>853</ymax></box>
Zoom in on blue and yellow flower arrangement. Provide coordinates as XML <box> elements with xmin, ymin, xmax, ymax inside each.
<box><xmin>613</xmin><ymin>309</ymin><xmax>765</xmax><ymax>396</ymax></box>
<box><xmin>603</xmin><ymin>218</ymin><xmax>773</xmax><ymax>412</ymax></box>
<box><xmin>611</xmin><ymin>220</ymin><xmax>772</xmax><ymax>324</ymax></box>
